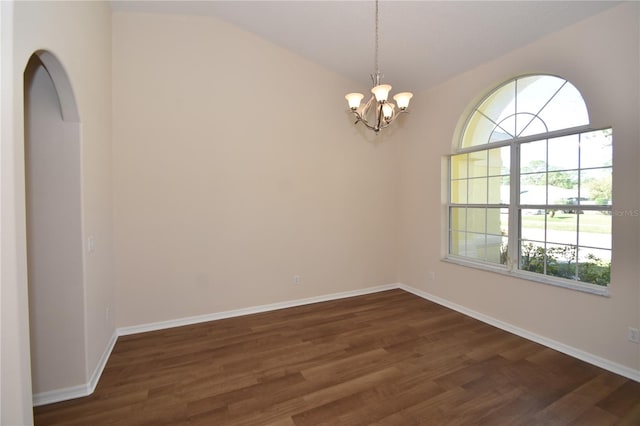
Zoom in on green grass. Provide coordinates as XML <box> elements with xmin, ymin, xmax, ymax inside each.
<box><xmin>519</xmin><ymin>212</ymin><xmax>611</xmax><ymax>234</ymax></box>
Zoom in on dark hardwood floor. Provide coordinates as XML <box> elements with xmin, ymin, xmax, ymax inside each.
<box><xmin>34</xmin><ymin>289</ymin><xmax>640</xmax><ymax>425</ymax></box>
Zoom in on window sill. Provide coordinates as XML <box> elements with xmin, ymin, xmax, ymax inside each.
<box><xmin>442</xmin><ymin>256</ymin><xmax>610</xmax><ymax>297</ymax></box>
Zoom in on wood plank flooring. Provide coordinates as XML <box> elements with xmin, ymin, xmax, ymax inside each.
<box><xmin>34</xmin><ymin>289</ymin><xmax>640</xmax><ymax>425</ymax></box>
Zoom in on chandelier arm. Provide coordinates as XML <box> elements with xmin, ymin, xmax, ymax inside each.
<box><xmin>349</xmin><ymin>109</ymin><xmax>375</xmax><ymax>130</ymax></box>
<box><xmin>351</xmin><ymin>103</ymin><xmax>410</xmax><ymax>130</ymax></box>
<box><xmin>376</xmin><ymin>103</ymin><xmax>385</xmax><ymax>131</ymax></box>
<box><xmin>360</xmin><ymin>94</ymin><xmax>375</xmax><ymax>117</ymax></box>
<box><xmin>350</xmin><ymin>96</ymin><xmax>416</xmax><ymax>132</ymax></box>
<box><xmin>356</xmin><ymin>116</ymin><xmax>380</xmax><ymax>132</ymax></box>
<box><xmin>382</xmin><ymin>109</ymin><xmax>410</xmax><ymax>129</ymax></box>
<box><xmin>351</xmin><ymin>111</ymin><xmax>410</xmax><ymax>132</ymax></box>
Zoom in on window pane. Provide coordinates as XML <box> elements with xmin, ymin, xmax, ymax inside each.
<box><xmin>500</xmin><ymin>208</ymin><xmax>509</xmax><ymax>236</ymax></box>
<box><xmin>461</xmin><ymin>112</ymin><xmax>496</xmax><ymax>148</ymax></box>
<box><xmin>479</xmin><ymin>236</ymin><xmax>503</xmax><ymax>263</ymax></box>
<box><xmin>450</xmin><ymin>207</ymin><xmax>466</xmax><ymax>231</ymax></box>
<box><xmin>489</xmin><ymin>127</ymin><xmax>513</xmax><ymax>143</ymax></box>
<box><xmin>521</xmin><ymin>140</ymin><xmax>547</xmax><ymax>172</ymax></box>
<box><xmin>468</xmin><ymin>150</ymin><xmax>487</xmax><ymax>178</ymax></box>
<box><xmin>499</xmin><ymin>236</ymin><xmax>509</xmax><ymax>265</ymax></box>
<box><xmin>521</xmin><ymin>209</ymin><xmax>546</xmax><ymax>242</ymax></box>
<box><xmin>520</xmin><ymin>140</ymin><xmax>547</xmax><ymax>204</ymax></box>
<box><xmin>468</xmin><ymin>178</ymin><xmax>487</xmax><ymax>204</ymax></box>
<box><xmin>488</xmin><ymin>176</ymin><xmax>509</xmax><ymax>204</ymax></box>
<box><xmin>546</xmin><ymin>212</ymin><xmax>577</xmax><ymax>245</ymax></box>
<box><xmin>516</xmin><ymin>75</ymin><xmax>565</xmax><ymax>118</ymax></box>
<box><xmin>581</xmin><ymin>130</ymin><xmax>612</xmax><ymax>169</ymax></box>
<box><xmin>581</xmin><ymin>168</ymin><xmax>612</xmax><ymax>206</ymax></box>
<box><xmin>451</xmin><ymin>154</ymin><xmax>468</xmax><ymax>179</ymax></box>
<box><xmin>520</xmin><ymin>176</ymin><xmax>547</xmax><ymax>205</ymax></box>
<box><xmin>515</xmin><ymin>113</ymin><xmax>537</xmax><ymax>138</ymax></box>
<box><xmin>548</xmin><ymin>135</ymin><xmax>579</xmax><ymax>171</ymax></box>
<box><xmin>546</xmin><ymin>243</ymin><xmax>578</xmax><ymax>280</ymax></box>
<box><xmin>451</xmin><ymin>180</ymin><xmax>467</xmax><ymax>204</ymax></box>
<box><xmin>488</xmin><ymin>146</ymin><xmax>510</xmax><ymax>176</ymax></box>
<box><xmin>494</xmin><ymin>116</ymin><xmax>516</xmax><ymax>141</ymax></box>
<box><xmin>486</xmin><ymin>208</ymin><xmax>503</xmax><ymax>235</ymax></box>
<box><xmin>519</xmin><ymin>116</ymin><xmax>548</xmax><ymax>138</ymax></box>
<box><xmin>516</xmin><ymin>76</ymin><xmax>566</xmax><ymax>137</ymax></box>
<box><xmin>462</xmin><ymin>113</ymin><xmax>497</xmax><ymax>148</ymax></box>
<box><xmin>537</xmin><ymin>82</ymin><xmax>589</xmax><ymax>132</ymax></box>
<box><xmin>467</xmin><ymin>208</ymin><xmax>486</xmax><ymax>234</ymax></box>
<box><xmin>466</xmin><ymin>233</ymin><xmax>486</xmax><ymax>260</ymax></box>
<box><xmin>520</xmin><ymin>240</ymin><xmax>546</xmax><ymax>273</ymax></box>
<box><xmin>485</xmin><ymin>237</ymin><xmax>505</xmax><ymax>264</ymax></box>
<box><xmin>451</xmin><ymin>231</ymin><xmax>466</xmax><ymax>256</ymax></box>
<box><xmin>579</xmin><ymin>213</ymin><xmax>611</xmax><ymax>249</ymax></box>
<box><xmin>548</xmin><ymin>171</ymin><xmax>578</xmax><ymax>204</ymax></box>
<box><xmin>478</xmin><ymin>81</ymin><xmax>516</xmax><ymax>133</ymax></box>
<box><xmin>577</xmin><ymin>247</ymin><xmax>610</xmax><ymax>286</ymax></box>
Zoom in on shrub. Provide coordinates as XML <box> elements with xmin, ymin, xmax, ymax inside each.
<box><xmin>517</xmin><ymin>243</ymin><xmax>609</xmax><ymax>286</ymax></box>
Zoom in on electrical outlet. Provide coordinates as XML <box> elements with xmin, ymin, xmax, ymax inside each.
<box><xmin>429</xmin><ymin>271</ymin><xmax>436</xmax><ymax>281</ymax></box>
<box><xmin>293</xmin><ymin>275</ymin><xmax>301</xmax><ymax>285</ymax></box>
<box><xmin>628</xmin><ymin>327</ymin><xmax>640</xmax><ymax>344</ymax></box>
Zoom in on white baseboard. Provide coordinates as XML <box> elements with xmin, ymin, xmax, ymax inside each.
<box><xmin>32</xmin><ymin>330</ymin><xmax>118</xmax><ymax>407</ymax></box>
<box><xmin>33</xmin><ymin>281</ymin><xmax>639</xmax><ymax>406</ymax></box>
<box><xmin>117</xmin><ymin>283</ymin><xmax>398</xmax><ymax>336</ymax></box>
<box><xmin>32</xmin><ymin>383</ymin><xmax>89</xmax><ymax>407</ymax></box>
<box><xmin>33</xmin><ymin>284</ymin><xmax>397</xmax><ymax>406</ymax></box>
<box><xmin>398</xmin><ymin>283</ymin><xmax>640</xmax><ymax>383</ymax></box>
<box><xmin>87</xmin><ymin>330</ymin><xmax>118</xmax><ymax>394</ymax></box>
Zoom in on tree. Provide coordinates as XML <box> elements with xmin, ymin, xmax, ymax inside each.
<box><xmin>521</xmin><ymin>160</ymin><xmax>577</xmax><ymax>189</ymax></box>
<box><xmin>586</xmin><ymin>175</ymin><xmax>612</xmax><ymax>204</ymax></box>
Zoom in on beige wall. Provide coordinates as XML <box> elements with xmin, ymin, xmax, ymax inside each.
<box><xmin>112</xmin><ymin>12</ymin><xmax>400</xmax><ymax>327</ymax></box>
<box><xmin>2</xmin><ymin>1</ymin><xmax>113</xmax><ymax>423</ymax></box>
<box><xmin>398</xmin><ymin>2</ymin><xmax>640</xmax><ymax>371</ymax></box>
<box><xmin>3</xmin><ymin>2</ymin><xmax>639</xmax><ymax>424</ymax></box>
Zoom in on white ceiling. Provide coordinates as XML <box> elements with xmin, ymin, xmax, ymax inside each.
<box><xmin>110</xmin><ymin>1</ymin><xmax>620</xmax><ymax>93</ymax></box>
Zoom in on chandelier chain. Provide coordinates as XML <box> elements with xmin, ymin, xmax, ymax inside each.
<box><xmin>374</xmin><ymin>0</ymin><xmax>379</xmax><ymax>75</ymax></box>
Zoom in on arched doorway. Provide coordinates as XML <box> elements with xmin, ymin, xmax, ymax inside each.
<box><xmin>24</xmin><ymin>51</ymin><xmax>86</xmax><ymax>401</ymax></box>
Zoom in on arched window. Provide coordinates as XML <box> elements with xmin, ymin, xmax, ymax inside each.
<box><xmin>448</xmin><ymin>75</ymin><xmax>612</xmax><ymax>294</ymax></box>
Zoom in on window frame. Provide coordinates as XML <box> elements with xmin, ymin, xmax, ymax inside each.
<box><xmin>446</xmin><ymin>75</ymin><xmax>611</xmax><ymax>296</ymax></box>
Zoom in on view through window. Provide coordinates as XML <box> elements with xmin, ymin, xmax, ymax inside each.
<box><xmin>449</xmin><ymin>75</ymin><xmax>612</xmax><ymax>291</ymax></box>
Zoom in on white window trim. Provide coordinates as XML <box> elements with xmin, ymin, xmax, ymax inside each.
<box><xmin>445</xmin><ymin>124</ymin><xmax>613</xmax><ymax>297</ymax></box>
<box><xmin>442</xmin><ymin>256</ymin><xmax>610</xmax><ymax>297</ymax></box>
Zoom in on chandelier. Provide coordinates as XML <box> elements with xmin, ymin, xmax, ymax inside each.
<box><xmin>345</xmin><ymin>0</ymin><xmax>413</xmax><ymax>133</ymax></box>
